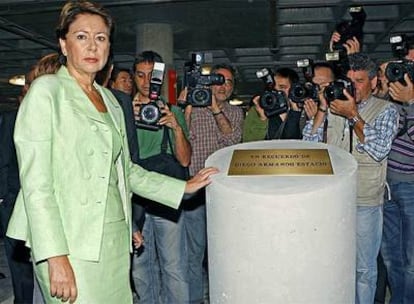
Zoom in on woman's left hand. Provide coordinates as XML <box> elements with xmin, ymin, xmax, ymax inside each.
<box><xmin>185</xmin><ymin>167</ymin><xmax>219</xmax><ymax>194</ymax></box>
<box><xmin>132</xmin><ymin>231</ymin><xmax>144</xmax><ymax>249</ymax></box>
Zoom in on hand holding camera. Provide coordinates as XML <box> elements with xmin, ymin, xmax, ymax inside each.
<box><xmin>158</xmin><ymin>104</ymin><xmax>180</xmax><ymax>130</ymax></box>
<box><xmin>251</xmin><ymin>95</ymin><xmax>268</xmax><ymax>121</ymax></box>
<box><xmin>330</xmin><ymin>6</ymin><xmax>366</xmax><ymax>54</ymax></box>
<box><xmin>303</xmin><ymin>98</ymin><xmax>319</xmax><ymax>120</ymax></box>
<box><xmin>389</xmin><ymin>73</ymin><xmax>414</xmax><ymax>103</ymax></box>
<box><xmin>329</xmin><ymin>89</ymin><xmax>358</xmax><ymax>119</ymax></box>
<box><xmin>330</xmin><ymin>32</ymin><xmax>361</xmax><ymax>55</ymax></box>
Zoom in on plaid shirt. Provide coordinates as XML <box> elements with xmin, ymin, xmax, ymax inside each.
<box><xmin>188</xmin><ymin>102</ymin><xmax>244</xmax><ymax>175</ymax></box>
<box><xmin>303</xmin><ymin>96</ymin><xmax>399</xmax><ymax>161</ymax></box>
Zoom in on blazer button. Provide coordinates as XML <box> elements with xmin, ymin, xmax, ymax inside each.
<box><xmin>87</xmin><ymin>149</ymin><xmax>94</xmax><ymax>156</ymax></box>
<box><xmin>83</xmin><ymin>172</ymin><xmax>91</xmax><ymax>179</ymax></box>
<box><xmin>80</xmin><ymin>199</ymin><xmax>88</xmax><ymax>205</ymax></box>
<box><xmin>90</xmin><ymin>125</ymin><xmax>98</xmax><ymax>132</ymax></box>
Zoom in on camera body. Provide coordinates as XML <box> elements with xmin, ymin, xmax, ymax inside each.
<box><xmin>385</xmin><ymin>35</ymin><xmax>414</xmax><ymax>85</ymax></box>
<box><xmin>256</xmin><ymin>68</ymin><xmax>288</xmax><ymax>117</ymax></box>
<box><xmin>185</xmin><ymin>53</ymin><xmax>225</xmax><ymax>107</ymax></box>
<box><xmin>289</xmin><ymin>58</ymin><xmax>318</xmax><ymax>104</ymax></box>
<box><xmin>136</xmin><ymin>62</ymin><xmax>165</xmax><ymax>131</ymax></box>
<box><xmin>289</xmin><ymin>82</ymin><xmax>319</xmax><ymax>104</ymax></box>
<box><xmin>323</xmin><ymin>78</ymin><xmax>355</xmax><ymax>103</ymax></box>
<box><xmin>332</xmin><ymin>6</ymin><xmax>366</xmax><ymax>53</ymax></box>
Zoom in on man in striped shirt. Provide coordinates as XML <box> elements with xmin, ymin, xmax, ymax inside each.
<box><xmin>380</xmin><ymin>37</ymin><xmax>414</xmax><ymax>304</ymax></box>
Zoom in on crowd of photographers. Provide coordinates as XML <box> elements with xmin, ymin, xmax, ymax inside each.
<box><xmin>242</xmin><ymin>33</ymin><xmax>413</xmax><ymax>304</ymax></box>
<box><xmin>1</xmin><ymin>4</ymin><xmax>413</xmax><ymax>304</ymax></box>
<box><xmin>243</xmin><ymin>31</ymin><xmax>412</xmax><ymax>304</ymax></box>
<box><xmin>105</xmin><ymin>21</ymin><xmax>413</xmax><ymax>303</ymax></box>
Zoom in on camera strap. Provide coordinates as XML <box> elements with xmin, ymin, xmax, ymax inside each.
<box><xmin>322</xmin><ymin>119</ymin><xmax>328</xmax><ymax>143</ymax></box>
<box><xmin>160</xmin><ymin>126</ymin><xmax>174</xmax><ymax>155</ymax></box>
<box><xmin>136</xmin><ymin>126</ymin><xmax>176</xmax><ymax>161</ymax></box>
<box><xmin>266</xmin><ymin>114</ymin><xmax>287</xmax><ymax>140</ymax></box>
<box><xmin>349</xmin><ymin>125</ymin><xmax>354</xmax><ymax>154</ymax></box>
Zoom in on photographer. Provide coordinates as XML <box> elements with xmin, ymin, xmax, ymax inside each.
<box><xmin>179</xmin><ymin>63</ymin><xmax>244</xmax><ymax>303</ymax></box>
<box><xmin>242</xmin><ymin>67</ymin><xmax>302</xmax><ymax>142</ymax></box>
<box><xmin>303</xmin><ymin>62</ymin><xmax>336</xmax><ymax>139</ymax></box>
<box><xmin>130</xmin><ymin>51</ymin><xmax>192</xmax><ymax>304</ymax></box>
<box><xmin>329</xmin><ymin>31</ymin><xmax>361</xmax><ymax>55</ymax></box>
<box><xmin>303</xmin><ymin>53</ymin><xmax>399</xmax><ymax>304</ymax></box>
<box><xmin>381</xmin><ymin>36</ymin><xmax>414</xmax><ymax>304</ymax></box>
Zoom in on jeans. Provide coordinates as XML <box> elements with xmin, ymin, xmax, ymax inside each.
<box><xmin>356</xmin><ymin>205</ymin><xmax>383</xmax><ymax>304</ymax></box>
<box><xmin>132</xmin><ymin>212</ymin><xmax>189</xmax><ymax>304</ymax></box>
<box><xmin>183</xmin><ymin>199</ymin><xmax>207</xmax><ymax>304</ymax></box>
<box><xmin>381</xmin><ymin>181</ymin><xmax>414</xmax><ymax>304</ymax></box>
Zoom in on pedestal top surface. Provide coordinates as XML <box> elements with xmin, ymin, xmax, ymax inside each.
<box><xmin>205</xmin><ymin>140</ymin><xmax>358</xmax><ymax>196</ymax></box>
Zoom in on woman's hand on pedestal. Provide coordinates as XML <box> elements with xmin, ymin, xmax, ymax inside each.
<box><xmin>185</xmin><ymin>167</ymin><xmax>219</xmax><ymax>194</ymax></box>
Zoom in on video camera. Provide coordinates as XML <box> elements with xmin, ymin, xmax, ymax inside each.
<box><xmin>256</xmin><ymin>68</ymin><xmax>288</xmax><ymax>117</ymax></box>
<box><xmin>136</xmin><ymin>62</ymin><xmax>165</xmax><ymax>131</ymax></box>
<box><xmin>332</xmin><ymin>6</ymin><xmax>366</xmax><ymax>53</ymax></box>
<box><xmin>289</xmin><ymin>59</ymin><xmax>319</xmax><ymax>104</ymax></box>
<box><xmin>385</xmin><ymin>35</ymin><xmax>414</xmax><ymax>85</ymax></box>
<box><xmin>184</xmin><ymin>52</ymin><xmax>225</xmax><ymax>107</ymax></box>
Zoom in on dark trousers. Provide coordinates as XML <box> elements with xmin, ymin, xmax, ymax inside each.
<box><xmin>375</xmin><ymin>253</ymin><xmax>388</xmax><ymax>304</ymax></box>
<box><xmin>3</xmin><ymin>237</ymin><xmax>34</xmax><ymax>304</ymax></box>
<box><xmin>1</xmin><ymin>201</ymin><xmax>34</xmax><ymax>304</ymax></box>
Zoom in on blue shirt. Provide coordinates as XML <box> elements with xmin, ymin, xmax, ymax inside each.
<box><xmin>303</xmin><ymin>97</ymin><xmax>399</xmax><ymax>162</ymax></box>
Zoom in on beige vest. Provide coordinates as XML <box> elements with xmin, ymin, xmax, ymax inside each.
<box><xmin>327</xmin><ymin>96</ymin><xmax>389</xmax><ymax>206</ymax></box>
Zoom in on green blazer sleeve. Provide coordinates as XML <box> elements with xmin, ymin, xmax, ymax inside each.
<box><xmin>12</xmin><ymin>75</ymin><xmax>69</xmax><ymax>262</ymax></box>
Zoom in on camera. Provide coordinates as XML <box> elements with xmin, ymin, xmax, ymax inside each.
<box><xmin>385</xmin><ymin>60</ymin><xmax>414</xmax><ymax>84</ymax></box>
<box><xmin>385</xmin><ymin>35</ymin><xmax>414</xmax><ymax>84</ymax></box>
<box><xmin>332</xmin><ymin>6</ymin><xmax>366</xmax><ymax>53</ymax></box>
<box><xmin>184</xmin><ymin>52</ymin><xmax>225</xmax><ymax>107</ymax></box>
<box><xmin>289</xmin><ymin>82</ymin><xmax>319</xmax><ymax>104</ymax></box>
<box><xmin>323</xmin><ymin>78</ymin><xmax>355</xmax><ymax>103</ymax></box>
<box><xmin>256</xmin><ymin>68</ymin><xmax>288</xmax><ymax>117</ymax></box>
<box><xmin>136</xmin><ymin>62</ymin><xmax>165</xmax><ymax>131</ymax></box>
<box><xmin>289</xmin><ymin>59</ymin><xmax>319</xmax><ymax>104</ymax></box>
<box><xmin>389</xmin><ymin>34</ymin><xmax>414</xmax><ymax>59</ymax></box>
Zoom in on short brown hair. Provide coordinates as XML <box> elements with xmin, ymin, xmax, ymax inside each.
<box><xmin>56</xmin><ymin>1</ymin><xmax>114</xmax><ymax>42</ymax></box>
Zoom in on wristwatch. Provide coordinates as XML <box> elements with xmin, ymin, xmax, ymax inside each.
<box><xmin>348</xmin><ymin>115</ymin><xmax>360</xmax><ymax>127</ymax></box>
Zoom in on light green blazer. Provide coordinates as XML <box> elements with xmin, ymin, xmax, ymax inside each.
<box><xmin>7</xmin><ymin>66</ymin><xmax>186</xmax><ymax>263</ymax></box>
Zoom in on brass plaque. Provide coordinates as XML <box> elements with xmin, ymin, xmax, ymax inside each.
<box><xmin>228</xmin><ymin>149</ymin><xmax>333</xmax><ymax>176</ymax></box>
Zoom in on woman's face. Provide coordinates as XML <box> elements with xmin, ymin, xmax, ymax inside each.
<box><xmin>59</xmin><ymin>13</ymin><xmax>110</xmax><ymax>77</ymax></box>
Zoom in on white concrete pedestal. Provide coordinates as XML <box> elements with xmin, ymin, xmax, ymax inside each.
<box><xmin>205</xmin><ymin>140</ymin><xmax>357</xmax><ymax>304</ymax></box>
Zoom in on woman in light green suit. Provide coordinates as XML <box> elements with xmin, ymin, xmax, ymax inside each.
<box><xmin>6</xmin><ymin>1</ymin><xmax>217</xmax><ymax>303</ymax></box>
